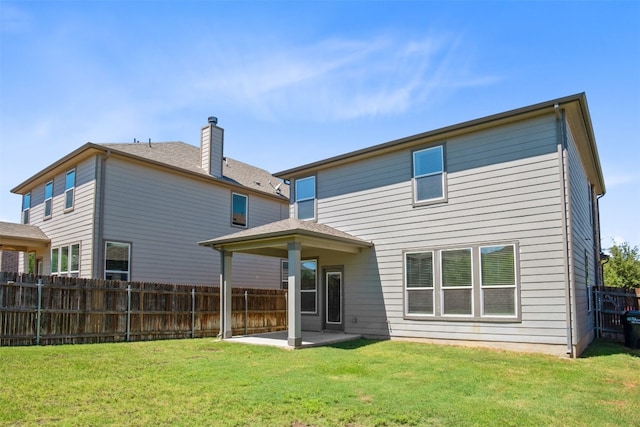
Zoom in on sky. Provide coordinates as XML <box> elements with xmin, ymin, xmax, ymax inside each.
<box><xmin>0</xmin><ymin>0</ymin><xmax>639</xmax><ymax>249</ymax></box>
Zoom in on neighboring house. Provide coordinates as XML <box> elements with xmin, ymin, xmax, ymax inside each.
<box><xmin>0</xmin><ymin>250</ymin><xmax>20</xmax><ymax>272</ymax></box>
<box><xmin>201</xmin><ymin>93</ymin><xmax>606</xmax><ymax>357</ymax></box>
<box><xmin>4</xmin><ymin>118</ymin><xmax>289</xmax><ymax>287</ymax></box>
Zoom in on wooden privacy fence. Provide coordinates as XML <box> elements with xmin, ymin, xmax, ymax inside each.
<box><xmin>0</xmin><ymin>272</ymin><xmax>287</xmax><ymax>346</ymax></box>
<box><xmin>594</xmin><ymin>286</ymin><xmax>640</xmax><ymax>342</ymax></box>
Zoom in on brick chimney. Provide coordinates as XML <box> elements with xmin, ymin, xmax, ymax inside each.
<box><xmin>201</xmin><ymin>116</ymin><xmax>224</xmax><ymax>177</ymax></box>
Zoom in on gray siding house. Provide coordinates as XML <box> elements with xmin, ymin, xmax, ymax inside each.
<box><xmin>5</xmin><ymin>119</ymin><xmax>289</xmax><ymax>287</ymax></box>
<box><xmin>201</xmin><ymin>93</ymin><xmax>605</xmax><ymax>357</ymax></box>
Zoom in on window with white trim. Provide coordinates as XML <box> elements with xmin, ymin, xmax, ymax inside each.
<box><xmin>480</xmin><ymin>245</ymin><xmax>516</xmax><ymax>316</ymax></box>
<box><xmin>405</xmin><ymin>243</ymin><xmax>518</xmax><ymax>320</ymax></box>
<box><xmin>413</xmin><ymin>145</ymin><xmax>445</xmax><ymax>204</ymax></box>
<box><xmin>231</xmin><ymin>193</ymin><xmax>248</xmax><ymax>227</ymax></box>
<box><xmin>442</xmin><ymin>248</ymin><xmax>473</xmax><ymax>316</ymax></box>
<box><xmin>22</xmin><ymin>193</ymin><xmax>30</xmax><ymax>224</ymax></box>
<box><xmin>51</xmin><ymin>243</ymin><xmax>80</xmax><ymax>277</ymax></box>
<box><xmin>281</xmin><ymin>260</ymin><xmax>289</xmax><ymax>290</ymax></box>
<box><xmin>51</xmin><ymin>248</ymin><xmax>59</xmax><ymax>274</ymax></box>
<box><xmin>295</xmin><ymin>176</ymin><xmax>316</xmax><ymax>220</ymax></box>
<box><xmin>405</xmin><ymin>252</ymin><xmax>434</xmax><ymax>315</ymax></box>
<box><xmin>105</xmin><ymin>242</ymin><xmax>130</xmax><ymax>281</ymax></box>
<box><xmin>65</xmin><ymin>168</ymin><xmax>76</xmax><ymax>210</ymax></box>
<box><xmin>301</xmin><ymin>259</ymin><xmax>317</xmax><ymax>313</ymax></box>
<box><xmin>44</xmin><ymin>181</ymin><xmax>53</xmax><ymax>219</ymax></box>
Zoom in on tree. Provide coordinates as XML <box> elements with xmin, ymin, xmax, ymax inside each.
<box><xmin>603</xmin><ymin>242</ymin><xmax>640</xmax><ymax>288</ymax></box>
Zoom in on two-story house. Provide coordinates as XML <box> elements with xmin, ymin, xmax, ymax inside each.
<box><xmin>200</xmin><ymin>93</ymin><xmax>605</xmax><ymax>357</ymax></box>
<box><xmin>4</xmin><ymin>118</ymin><xmax>289</xmax><ymax>287</ymax></box>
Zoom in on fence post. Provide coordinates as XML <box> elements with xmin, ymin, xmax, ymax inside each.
<box><xmin>126</xmin><ymin>285</ymin><xmax>131</xmax><ymax>342</ymax></box>
<box><xmin>244</xmin><ymin>291</ymin><xmax>248</xmax><ymax>335</ymax></box>
<box><xmin>36</xmin><ymin>279</ymin><xmax>42</xmax><ymax>345</ymax></box>
<box><xmin>191</xmin><ymin>288</ymin><xmax>195</xmax><ymax>339</ymax></box>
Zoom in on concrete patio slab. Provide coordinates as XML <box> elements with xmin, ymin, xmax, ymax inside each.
<box><xmin>225</xmin><ymin>330</ymin><xmax>361</xmax><ymax>349</ymax></box>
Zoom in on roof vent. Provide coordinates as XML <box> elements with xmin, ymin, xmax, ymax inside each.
<box><xmin>208</xmin><ymin>116</ymin><xmax>218</xmax><ymax>125</ymax></box>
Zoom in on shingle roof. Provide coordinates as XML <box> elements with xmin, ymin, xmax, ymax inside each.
<box><xmin>199</xmin><ymin>218</ymin><xmax>372</xmax><ymax>248</ymax></box>
<box><xmin>0</xmin><ymin>222</ymin><xmax>49</xmax><ymax>242</ymax></box>
<box><xmin>100</xmin><ymin>141</ymin><xmax>289</xmax><ymax>198</ymax></box>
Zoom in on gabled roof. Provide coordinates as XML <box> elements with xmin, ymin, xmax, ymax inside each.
<box><xmin>12</xmin><ymin>141</ymin><xmax>289</xmax><ymax>200</ymax></box>
<box><xmin>275</xmin><ymin>93</ymin><xmax>605</xmax><ymax>195</ymax></box>
<box><xmin>0</xmin><ymin>221</ymin><xmax>50</xmax><ymax>252</ymax></box>
<box><xmin>199</xmin><ymin>218</ymin><xmax>373</xmax><ymax>258</ymax></box>
<box><xmin>99</xmin><ymin>142</ymin><xmax>289</xmax><ymax>197</ymax></box>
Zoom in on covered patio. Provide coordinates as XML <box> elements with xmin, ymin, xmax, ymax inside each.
<box><xmin>225</xmin><ymin>330</ymin><xmax>362</xmax><ymax>349</ymax></box>
<box><xmin>199</xmin><ymin>218</ymin><xmax>373</xmax><ymax>349</ymax></box>
<box><xmin>0</xmin><ymin>222</ymin><xmax>50</xmax><ymax>273</ymax></box>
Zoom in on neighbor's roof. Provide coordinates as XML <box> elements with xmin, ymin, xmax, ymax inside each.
<box><xmin>100</xmin><ymin>142</ymin><xmax>289</xmax><ymax>197</ymax></box>
<box><xmin>12</xmin><ymin>141</ymin><xmax>289</xmax><ymax>199</ymax></box>
<box><xmin>0</xmin><ymin>221</ymin><xmax>50</xmax><ymax>252</ymax></box>
<box><xmin>275</xmin><ymin>92</ymin><xmax>605</xmax><ymax>196</ymax></box>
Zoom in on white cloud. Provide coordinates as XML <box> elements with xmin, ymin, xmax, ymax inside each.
<box><xmin>604</xmin><ymin>172</ymin><xmax>639</xmax><ymax>188</ymax></box>
<box><xmin>189</xmin><ymin>33</ymin><xmax>497</xmax><ymax>122</ymax></box>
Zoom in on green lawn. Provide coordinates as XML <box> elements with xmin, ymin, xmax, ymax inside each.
<box><xmin>0</xmin><ymin>338</ymin><xmax>638</xmax><ymax>426</ymax></box>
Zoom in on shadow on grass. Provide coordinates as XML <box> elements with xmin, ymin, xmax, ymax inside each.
<box><xmin>325</xmin><ymin>338</ymin><xmax>383</xmax><ymax>350</ymax></box>
<box><xmin>580</xmin><ymin>338</ymin><xmax>640</xmax><ymax>358</ymax></box>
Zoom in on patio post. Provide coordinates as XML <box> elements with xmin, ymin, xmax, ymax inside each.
<box><xmin>287</xmin><ymin>242</ymin><xmax>302</xmax><ymax>347</ymax></box>
<box><xmin>220</xmin><ymin>250</ymin><xmax>233</xmax><ymax>339</ymax></box>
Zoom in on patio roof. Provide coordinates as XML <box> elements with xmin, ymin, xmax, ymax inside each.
<box><xmin>198</xmin><ymin>218</ymin><xmax>373</xmax><ymax>258</ymax></box>
<box><xmin>0</xmin><ymin>221</ymin><xmax>50</xmax><ymax>252</ymax></box>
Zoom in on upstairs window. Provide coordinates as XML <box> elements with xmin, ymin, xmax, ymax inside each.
<box><xmin>231</xmin><ymin>193</ymin><xmax>248</xmax><ymax>227</ymax></box>
<box><xmin>413</xmin><ymin>145</ymin><xmax>445</xmax><ymax>204</ymax></box>
<box><xmin>44</xmin><ymin>181</ymin><xmax>53</xmax><ymax>218</ymax></box>
<box><xmin>22</xmin><ymin>193</ymin><xmax>31</xmax><ymax>224</ymax></box>
<box><xmin>65</xmin><ymin>168</ymin><xmax>76</xmax><ymax>210</ymax></box>
<box><xmin>295</xmin><ymin>176</ymin><xmax>316</xmax><ymax>220</ymax></box>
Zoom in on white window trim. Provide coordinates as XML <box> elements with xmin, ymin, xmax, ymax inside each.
<box><xmin>64</xmin><ymin>168</ymin><xmax>76</xmax><ymax>211</ymax></box>
<box><xmin>22</xmin><ymin>193</ymin><xmax>31</xmax><ymax>224</ymax></box>
<box><xmin>412</xmin><ymin>144</ymin><xmax>447</xmax><ymax>205</ymax></box>
<box><xmin>281</xmin><ymin>259</ymin><xmax>288</xmax><ymax>290</ymax></box>
<box><xmin>301</xmin><ymin>259</ymin><xmax>317</xmax><ymax>314</ymax></box>
<box><xmin>50</xmin><ymin>243</ymin><xmax>80</xmax><ymax>277</ymax></box>
<box><xmin>440</xmin><ymin>248</ymin><xmax>474</xmax><ymax>318</ymax></box>
<box><xmin>404</xmin><ymin>251</ymin><xmax>435</xmax><ymax>317</ymax></box>
<box><xmin>479</xmin><ymin>245</ymin><xmax>517</xmax><ymax>318</ymax></box>
<box><xmin>231</xmin><ymin>192</ymin><xmax>248</xmax><ymax>228</ymax></box>
<box><xmin>404</xmin><ymin>242</ymin><xmax>520</xmax><ymax>322</ymax></box>
<box><xmin>44</xmin><ymin>180</ymin><xmax>53</xmax><ymax>219</ymax></box>
<box><xmin>104</xmin><ymin>241</ymin><xmax>131</xmax><ymax>281</ymax></box>
<box><xmin>295</xmin><ymin>176</ymin><xmax>316</xmax><ymax>221</ymax></box>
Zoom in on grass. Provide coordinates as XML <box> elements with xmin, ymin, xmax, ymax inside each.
<box><xmin>0</xmin><ymin>338</ymin><xmax>638</xmax><ymax>426</ymax></box>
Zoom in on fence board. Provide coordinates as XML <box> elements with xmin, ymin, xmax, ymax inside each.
<box><xmin>594</xmin><ymin>286</ymin><xmax>640</xmax><ymax>342</ymax></box>
<box><xmin>0</xmin><ymin>272</ymin><xmax>287</xmax><ymax>346</ymax></box>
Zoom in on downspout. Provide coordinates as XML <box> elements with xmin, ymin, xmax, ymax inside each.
<box><xmin>94</xmin><ymin>150</ymin><xmax>110</xmax><ymax>278</ymax></box>
<box><xmin>555</xmin><ymin>104</ymin><xmax>574</xmax><ymax>356</ymax></box>
<box><xmin>595</xmin><ymin>193</ymin><xmax>606</xmax><ymax>339</ymax></box>
<box><xmin>596</xmin><ymin>194</ymin><xmax>606</xmax><ymax>287</ymax></box>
